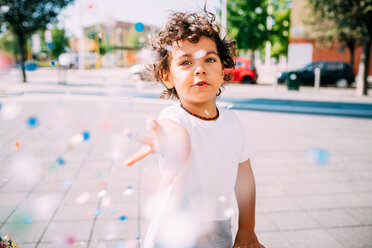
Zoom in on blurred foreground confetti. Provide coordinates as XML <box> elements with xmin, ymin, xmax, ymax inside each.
<box><xmin>306</xmin><ymin>147</ymin><xmax>330</xmax><ymax>165</ymax></box>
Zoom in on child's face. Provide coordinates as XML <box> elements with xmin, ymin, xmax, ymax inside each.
<box><xmin>162</xmin><ymin>36</ymin><xmax>224</xmax><ymax>106</ymax></box>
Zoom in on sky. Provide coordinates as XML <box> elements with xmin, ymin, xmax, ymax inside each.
<box><xmin>60</xmin><ymin>0</ymin><xmax>222</xmax><ymax>37</ymax></box>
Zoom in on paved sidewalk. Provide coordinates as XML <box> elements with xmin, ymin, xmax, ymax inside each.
<box><xmin>0</xmin><ymin>69</ymin><xmax>372</xmax><ymax>247</ymax></box>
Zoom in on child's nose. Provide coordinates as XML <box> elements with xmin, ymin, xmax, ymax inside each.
<box><xmin>194</xmin><ymin>66</ymin><xmax>207</xmax><ymax>76</ymax></box>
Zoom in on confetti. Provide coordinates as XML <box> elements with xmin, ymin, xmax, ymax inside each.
<box><xmin>66</xmin><ymin>235</ymin><xmax>75</xmax><ymax>244</ymax></box>
<box><xmin>192</xmin><ymin>50</ymin><xmax>207</xmax><ymax>59</ymax></box>
<box><xmin>23</xmin><ymin>217</ymin><xmax>33</xmax><ymax>224</ymax></box>
<box><xmin>51</xmin><ymin>60</ymin><xmax>56</xmax><ymax>66</ymax></box>
<box><xmin>59</xmin><ymin>179</ymin><xmax>72</xmax><ymax>190</ymax></box>
<box><xmin>97</xmin><ymin>32</ymin><xmax>103</xmax><ymax>39</ymax></box>
<box><xmin>94</xmin><ymin>209</ymin><xmax>102</xmax><ymax>216</ymax></box>
<box><xmin>82</xmin><ymin>131</ymin><xmax>90</xmax><ymax>141</ymax></box>
<box><xmin>48</xmin><ymin>162</ymin><xmax>59</xmax><ymax>171</ymax></box>
<box><xmin>70</xmin><ymin>133</ymin><xmax>84</xmax><ymax>144</ymax></box>
<box><xmin>218</xmin><ymin>196</ymin><xmax>227</xmax><ymax>202</ymax></box>
<box><xmin>223</xmin><ymin>208</ymin><xmax>235</xmax><ymax>218</ymax></box>
<box><xmin>14</xmin><ymin>141</ymin><xmax>20</xmax><ymax>148</ymax></box>
<box><xmin>101</xmin><ymin>196</ymin><xmax>112</xmax><ymax>208</ymax></box>
<box><xmin>75</xmin><ymin>192</ymin><xmax>90</xmax><ymax>204</ymax></box>
<box><xmin>119</xmin><ymin>215</ymin><xmax>127</xmax><ymax>221</ymax></box>
<box><xmin>134</xmin><ymin>22</ymin><xmax>144</xmax><ymax>32</ymax></box>
<box><xmin>123</xmin><ymin>185</ymin><xmax>133</xmax><ymax>196</ymax></box>
<box><xmin>204</xmin><ymin>110</ymin><xmax>209</xmax><ymax>115</ymax></box>
<box><xmin>56</xmin><ymin>156</ymin><xmax>65</xmax><ymax>166</ymax></box>
<box><xmin>27</xmin><ymin>116</ymin><xmax>39</xmax><ymax>128</ymax></box>
<box><xmin>97</xmin><ymin>190</ymin><xmax>107</xmax><ymax>198</ymax></box>
<box><xmin>102</xmin><ymin>121</ymin><xmax>110</xmax><ymax>129</ymax></box>
<box><xmin>165</xmin><ymin>45</ymin><xmax>174</xmax><ymax>51</ymax></box>
<box><xmin>307</xmin><ymin>147</ymin><xmax>330</xmax><ymax>165</ymax></box>
<box><xmin>1</xmin><ymin>103</ymin><xmax>22</xmax><ymax>121</ymax></box>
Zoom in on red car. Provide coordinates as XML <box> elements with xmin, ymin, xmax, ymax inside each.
<box><xmin>224</xmin><ymin>57</ymin><xmax>258</xmax><ymax>84</ymax></box>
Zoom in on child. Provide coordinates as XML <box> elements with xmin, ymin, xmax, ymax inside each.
<box><xmin>124</xmin><ymin>10</ymin><xmax>264</xmax><ymax>248</ymax></box>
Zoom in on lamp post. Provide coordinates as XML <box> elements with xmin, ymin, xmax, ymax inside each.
<box><xmin>265</xmin><ymin>0</ymin><xmax>272</xmax><ymax>70</ymax></box>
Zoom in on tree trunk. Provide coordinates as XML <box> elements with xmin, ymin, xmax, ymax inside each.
<box><xmin>17</xmin><ymin>32</ymin><xmax>27</xmax><ymax>83</ymax></box>
<box><xmin>362</xmin><ymin>36</ymin><xmax>371</xmax><ymax>95</ymax></box>
<box><xmin>346</xmin><ymin>39</ymin><xmax>355</xmax><ymax>68</ymax></box>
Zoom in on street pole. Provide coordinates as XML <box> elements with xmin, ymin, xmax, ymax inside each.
<box><xmin>78</xmin><ymin>0</ymin><xmax>85</xmax><ymax>70</ymax></box>
<box><xmin>220</xmin><ymin>0</ymin><xmax>227</xmax><ymax>38</ymax></box>
<box><xmin>265</xmin><ymin>0</ymin><xmax>273</xmax><ymax>71</ymax></box>
<box><xmin>314</xmin><ymin>67</ymin><xmax>320</xmax><ymax>91</ymax></box>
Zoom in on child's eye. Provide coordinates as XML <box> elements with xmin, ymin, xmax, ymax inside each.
<box><xmin>180</xmin><ymin>60</ymin><xmax>191</xmax><ymax>66</ymax></box>
<box><xmin>206</xmin><ymin>57</ymin><xmax>216</xmax><ymax>63</ymax></box>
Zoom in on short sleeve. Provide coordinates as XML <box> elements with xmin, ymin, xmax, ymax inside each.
<box><xmin>237</xmin><ymin>117</ymin><xmax>251</xmax><ymax>163</ymax></box>
<box><xmin>157</xmin><ymin>104</ymin><xmax>185</xmax><ymax>126</ymax></box>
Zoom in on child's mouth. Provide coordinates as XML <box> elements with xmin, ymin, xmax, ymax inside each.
<box><xmin>194</xmin><ymin>81</ymin><xmax>209</xmax><ymax>88</ymax></box>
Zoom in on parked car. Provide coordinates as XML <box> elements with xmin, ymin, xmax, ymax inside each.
<box><xmin>277</xmin><ymin>61</ymin><xmax>355</xmax><ymax>88</ymax></box>
<box><xmin>225</xmin><ymin>57</ymin><xmax>258</xmax><ymax>84</ymax></box>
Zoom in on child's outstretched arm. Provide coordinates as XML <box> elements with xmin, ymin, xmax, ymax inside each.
<box><xmin>123</xmin><ymin>118</ymin><xmax>191</xmax><ymax>168</ymax></box>
<box><xmin>233</xmin><ymin>159</ymin><xmax>265</xmax><ymax>248</ymax></box>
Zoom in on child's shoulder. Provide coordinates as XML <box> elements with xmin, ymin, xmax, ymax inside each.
<box><xmin>158</xmin><ymin>103</ymin><xmax>184</xmax><ymax>122</ymax></box>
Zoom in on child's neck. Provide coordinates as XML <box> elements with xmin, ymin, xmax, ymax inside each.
<box><xmin>180</xmin><ymin>101</ymin><xmax>218</xmax><ymax>119</ymax></box>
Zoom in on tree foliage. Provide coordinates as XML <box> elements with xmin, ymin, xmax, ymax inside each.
<box><xmin>227</xmin><ymin>0</ymin><xmax>269</xmax><ymax>52</ymax></box>
<box><xmin>307</xmin><ymin>0</ymin><xmax>372</xmax><ymax>94</ymax></box>
<box><xmin>0</xmin><ymin>0</ymin><xmax>74</xmax><ymax>82</ymax></box>
<box><xmin>51</xmin><ymin>25</ymin><xmax>68</xmax><ymax>58</ymax></box>
<box><xmin>227</xmin><ymin>0</ymin><xmax>290</xmax><ymax>59</ymax></box>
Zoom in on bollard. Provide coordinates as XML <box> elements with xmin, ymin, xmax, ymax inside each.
<box><xmin>314</xmin><ymin>67</ymin><xmax>320</xmax><ymax>91</ymax></box>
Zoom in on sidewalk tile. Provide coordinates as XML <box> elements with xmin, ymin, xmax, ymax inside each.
<box><xmin>1</xmin><ymin>222</ymin><xmax>47</xmax><ymax>243</ymax></box>
<box><xmin>258</xmin><ymin>231</ymin><xmax>293</xmax><ymax>248</ymax></box>
<box><xmin>256</xmin><ymin>197</ymin><xmax>300</xmax><ymax>213</ymax></box>
<box><xmin>41</xmin><ymin>220</ymin><xmax>93</xmax><ymax>242</ymax></box>
<box><xmin>327</xmin><ymin>226</ymin><xmax>372</xmax><ymax>248</ymax></box>
<box><xmin>0</xmin><ymin>192</ymin><xmax>27</xmax><ymax>206</ymax></box>
<box><xmin>255</xmin><ymin>213</ymin><xmax>279</xmax><ymax>232</ymax></box>
<box><xmin>91</xmin><ymin>219</ymin><xmax>138</xmax><ymax>240</ymax></box>
<box><xmin>268</xmin><ymin>211</ymin><xmax>320</xmax><ymax>231</ymax></box>
<box><xmin>345</xmin><ymin>207</ymin><xmax>372</xmax><ymax>225</ymax></box>
<box><xmin>284</xmin><ymin>229</ymin><xmax>343</xmax><ymax>248</ymax></box>
<box><xmin>97</xmin><ymin>202</ymin><xmax>138</xmax><ymax>220</ymax></box>
<box><xmin>54</xmin><ymin>204</ymin><xmax>97</xmax><ymax>221</ymax></box>
<box><xmin>307</xmin><ymin>209</ymin><xmax>362</xmax><ymax>228</ymax></box>
<box><xmin>0</xmin><ymin>205</ymin><xmax>14</xmax><ymax>223</ymax></box>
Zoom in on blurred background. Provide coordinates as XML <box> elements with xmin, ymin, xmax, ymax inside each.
<box><xmin>0</xmin><ymin>0</ymin><xmax>372</xmax><ymax>248</ymax></box>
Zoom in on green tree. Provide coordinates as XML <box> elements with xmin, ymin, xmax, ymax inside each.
<box><xmin>51</xmin><ymin>25</ymin><xmax>68</xmax><ymax>58</ymax></box>
<box><xmin>227</xmin><ymin>0</ymin><xmax>269</xmax><ymax>54</ymax></box>
<box><xmin>270</xmin><ymin>0</ymin><xmax>290</xmax><ymax>59</ymax></box>
<box><xmin>0</xmin><ymin>0</ymin><xmax>74</xmax><ymax>82</ymax></box>
<box><xmin>304</xmin><ymin>2</ymin><xmax>363</xmax><ymax>69</ymax></box>
<box><xmin>308</xmin><ymin>0</ymin><xmax>372</xmax><ymax>95</ymax></box>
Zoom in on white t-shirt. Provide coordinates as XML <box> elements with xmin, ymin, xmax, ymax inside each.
<box><xmin>157</xmin><ymin>103</ymin><xmax>251</xmax><ymax>221</ymax></box>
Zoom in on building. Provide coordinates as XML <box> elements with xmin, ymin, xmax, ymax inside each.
<box><xmin>70</xmin><ymin>21</ymin><xmax>158</xmax><ymax>68</ymax></box>
<box><xmin>289</xmin><ymin>0</ymin><xmax>372</xmax><ymax>76</ymax></box>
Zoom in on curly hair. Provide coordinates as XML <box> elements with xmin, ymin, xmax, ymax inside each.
<box><xmin>145</xmin><ymin>10</ymin><xmax>236</xmax><ymax>99</ymax></box>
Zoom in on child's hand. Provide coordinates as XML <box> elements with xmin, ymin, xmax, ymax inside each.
<box><xmin>233</xmin><ymin>242</ymin><xmax>265</xmax><ymax>248</ymax></box>
<box><xmin>123</xmin><ymin>117</ymin><xmax>191</xmax><ymax>168</ymax></box>
<box><xmin>233</xmin><ymin>230</ymin><xmax>265</xmax><ymax>248</ymax></box>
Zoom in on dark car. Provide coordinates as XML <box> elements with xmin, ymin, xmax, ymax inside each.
<box><xmin>277</xmin><ymin>61</ymin><xmax>355</xmax><ymax>88</ymax></box>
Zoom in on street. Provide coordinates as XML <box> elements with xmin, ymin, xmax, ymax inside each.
<box><xmin>1</xmin><ymin>68</ymin><xmax>372</xmax><ymax>248</ymax></box>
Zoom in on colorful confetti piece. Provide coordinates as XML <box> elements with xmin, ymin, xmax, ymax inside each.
<box><xmin>66</xmin><ymin>235</ymin><xmax>75</xmax><ymax>244</ymax></box>
<box><xmin>82</xmin><ymin>131</ymin><xmax>90</xmax><ymax>141</ymax></box>
<box><xmin>119</xmin><ymin>215</ymin><xmax>127</xmax><ymax>221</ymax></box>
<box><xmin>27</xmin><ymin>116</ymin><xmax>39</xmax><ymax>128</ymax></box>
<box><xmin>56</xmin><ymin>157</ymin><xmax>65</xmax><ymax>166</ymax></box>
<box><xmin>134</xmin><ymin>22</ymin><xmax>144</xmax><ymax>32</ymax></box>
<box><xmin>51</xmin><ymin>60</ymin><xmax>56</xmax><ymax>66</ymax></box>
<box><xmin>14</xmin><ymin>141</ymin><xmax>20</xmax><ymax>148</ymax></box>
<box><xmin>307</xmin><ymin>147</ymin><xmax>330</xmax><ymax>165</ymax></box>
<box><xmin>75</xmin><ymin>192</ymin><xmax>90</xmax><ymax>204</ymax></box>
<box><xmin>23</xmin><ymin>217</ymin><xmax>33</xmax><ymax>224</ymax></box>
<box><xmin>94</xmin><ymin>209</ymin><xmax>102</xmax><ymax>216</ymax></box>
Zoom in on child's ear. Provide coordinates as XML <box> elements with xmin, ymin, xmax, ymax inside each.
<box><xmin>161</xmin><ymin>70</ymin><xmax>174</xmax><ymax>89</ymax></box>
